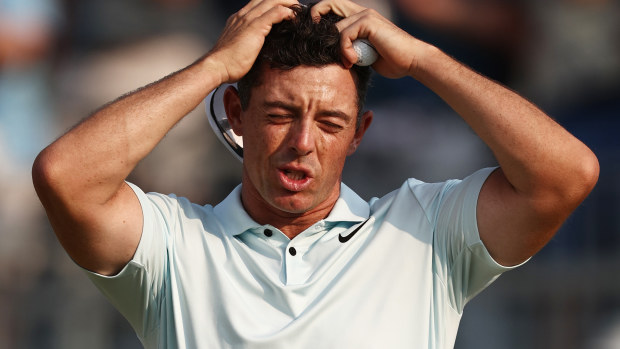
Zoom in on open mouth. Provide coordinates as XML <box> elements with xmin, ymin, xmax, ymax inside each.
<box><xmin>278</xmin><ymin>168</ymin><xmax>312</xmax><ymax>192</ymax></box>
<box><xmin>283</xmin><ymin>169</ymin><xmax>307</xmax><ymax>181</ymax></box>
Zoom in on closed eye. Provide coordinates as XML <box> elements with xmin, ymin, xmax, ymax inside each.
<box><xmin>267</xmin><ymin>114</ymin><xmax>294</xmax><ymax>124</ymax></box>
<box><xmin>318</xmin><ymin>120</ymin><xmax>345</xmax><ymax>133</ymax></box>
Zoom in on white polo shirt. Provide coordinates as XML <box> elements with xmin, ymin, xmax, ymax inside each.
<box><xmin>86</xmin><ymin>167</ymin><xmax>520</xmax><ymax>348</ymax></box>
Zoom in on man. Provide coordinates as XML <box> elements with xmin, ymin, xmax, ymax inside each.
<box><xmin>32</xmin><ymin>0</ymin><xmax>599</xmax><ymax>348</ymax></box>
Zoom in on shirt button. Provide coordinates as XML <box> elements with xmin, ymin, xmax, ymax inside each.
<box><xmin>288</xmin><ymin>247</ymin><xmax>297</xmax><ymax>256</ymax></box>
<box><xmin>264</xmin><ymin>229</ymin><xmax>273</xmax><ymax>237</ymax></box>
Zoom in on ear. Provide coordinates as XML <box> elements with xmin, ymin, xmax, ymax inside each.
<box><xmin>223</xmin><ymin>86</ymin><xmax>243</xmax><ymax>136</ymax></box>
<box><xmin>347</xmin><ymin>110</ymin><xmax>373</xmax><ymax>156</ymax></box>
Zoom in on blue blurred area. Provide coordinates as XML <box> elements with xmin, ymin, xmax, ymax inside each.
<box><xmin>1</xmin><ymin>0</ymin><xmax>618</xmax><ymax>348</ymax></box>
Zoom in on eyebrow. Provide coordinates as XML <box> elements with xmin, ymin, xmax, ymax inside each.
<box><xmin>262</xmin><ymin>101</ymin><xmax>352</xmax><ymax>122</ymax></box>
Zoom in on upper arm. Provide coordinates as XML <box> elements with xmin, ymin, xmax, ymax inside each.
<box><xmin>37</xmin><ymin>178</ymin><xmax>144</xmax><ymax>276</ymax></box>
<box><xmin>477</xmin><ymin>168</ymin><xmax>576</xmax><ymax>266</ymax></box>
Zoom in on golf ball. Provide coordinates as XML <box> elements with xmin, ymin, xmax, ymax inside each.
<box><xmin>352</xmin><ymin>39</ymin><xmax>378</xmax><ymax>66</ymax></box>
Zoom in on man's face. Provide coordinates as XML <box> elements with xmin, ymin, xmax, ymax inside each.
<box><xmin>228</xmin><ymin>64</ymin><xmax>371</xmax><ymax>219</ymax></box>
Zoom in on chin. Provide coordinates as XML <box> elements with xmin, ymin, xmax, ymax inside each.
<box><xmin>269</xmin><ymin>188</ymin><xmax>322</xmax><ymax>213</ymax></box>
<box><xmin>271</xmin><ymin>196</ymin><xmax>314</xmax><ymax>215</ymax></box>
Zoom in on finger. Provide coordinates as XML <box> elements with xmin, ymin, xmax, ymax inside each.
<box><xmin>236</xmin><ymin>0</ymin><xmax>265</xmax><ymax>18</ymax></box>
<box><xmin>237</xmin><ymin>0</ymin><xmax>282</xmax><ymax>17</ymax></box>
<box><xmin>239</xmin><ymin>0</ymin><xmax>299</xmax><ymax>19</ymax></box>
<box><xmin>339</xmin><ymin>36</ymin><xmax>358</xmax><ymax>68</ymax></box>
<box><xmin>310</xmin><ymin>0</ymin><xmax>365</xmax><ymax>20</ymax></box>
<box><xmin>211</xmin><ymin>1</ymin><xmax>298</xmax><ymax>83</ymax></box>
<box><xmin>230</xmin><ymin>1</ymin><xmax>298</xmax><ymax>39</ymax></box>
<box><xmin>331</xmin><ymin>11</ymin><xmax>376</xmax><ymax>66</ymax></box>
<box><xmin>254</xmin><ymin>2</ymin><xmax>297</xmax><ymax>29</ymax></box>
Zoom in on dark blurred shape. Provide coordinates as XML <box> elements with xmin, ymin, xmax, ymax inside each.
<box><xmin>394</xmin><ymin>0</ymin><xmax>526</xmax><ymax>83</ymax></box>
<box><xmin>1</xmin><ymin>1</ymin><xmax>63</xmax><ymax>348</ymax></box>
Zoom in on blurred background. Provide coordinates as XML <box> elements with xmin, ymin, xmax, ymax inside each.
<box><xmin>0</xmin><ymin>0</ymin><xmax>618</xmax><ymax>348</ymax></box>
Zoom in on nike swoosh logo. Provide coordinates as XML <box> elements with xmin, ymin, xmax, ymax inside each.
<box><xmin>338</xmin><ymin>218</ymin><xmax>371</xmax><ymax>243</ymax></box>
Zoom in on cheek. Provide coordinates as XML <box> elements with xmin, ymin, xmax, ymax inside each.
<box><xmin>322</xmin><ymin>137</ymin><xmax>353</xmax><ymax>169</ymax></box>
<box><xmin>244</xmin><ymin>122</ymin><xmax>284</xmax><ymax>155</ymax></box>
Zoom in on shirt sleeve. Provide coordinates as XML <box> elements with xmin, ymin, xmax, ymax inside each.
<box><xmin>430</xmin><ymin>167</ymin><xmax>527</xmax><ymax>313</ymax></box>
<box><xmin>82</xmin><ymin>182</ymin><xmax>174</xmax><ymax>340</ymax></box>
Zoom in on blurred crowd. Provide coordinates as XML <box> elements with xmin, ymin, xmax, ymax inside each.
<box><xmin>0</xmin><ymin>0</ymin><xmax>618</xmax><ymax>348</ymax></box>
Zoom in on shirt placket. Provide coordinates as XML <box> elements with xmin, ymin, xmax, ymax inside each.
<box><xmin>283</xmin><ymin>222</ymin><xmax>327</xmax><ymax>285</ymax></box>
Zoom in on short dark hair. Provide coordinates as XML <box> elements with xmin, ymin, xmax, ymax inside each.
<box><xmin>237</xmin><ymin>3</ymin><xmax>372</xmax><ymax>124</ymax></box>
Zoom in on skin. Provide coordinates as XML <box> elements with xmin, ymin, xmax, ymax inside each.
<box><xmin>33</xmin><ymin>0</ymin><xmax>300</xmax><ymax>276</ymax></box>
<box><xmin>224</xmin><ymin>64</ymin><xmax>372</xmax><ymax>238</ymax></box>
<box><xmin>312</xmin><ymin>0</ymin><xmax>599</xmax><ymax>266</ymax></box>
<box><xmin>33</xmin><ymin>0</ymin><xmax>598</xmax><ymax>279</ymax></box>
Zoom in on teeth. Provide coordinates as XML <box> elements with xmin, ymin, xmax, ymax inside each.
<box><xmin>285</xmin><ymin>170</ymin><xmax>306</xmax><ymax>180</ymax></box>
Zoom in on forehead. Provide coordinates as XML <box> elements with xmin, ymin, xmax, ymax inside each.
<box><xmin>251</xmin><ymin>64</ymin><xmax>358</xmax><ymax>110</ymax></box>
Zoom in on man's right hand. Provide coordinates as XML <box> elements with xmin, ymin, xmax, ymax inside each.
<box><xmin>207</xmin><ymin>0</ymin><xmax>298</xmax><ymax>84</ymax></box>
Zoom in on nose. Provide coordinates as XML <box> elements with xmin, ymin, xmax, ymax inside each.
<box><xmin>288</xmin><ymin>119</ymin><xmax>314</xmax><ymax>156</ymax></box>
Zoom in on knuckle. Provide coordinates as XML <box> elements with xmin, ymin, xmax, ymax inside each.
<box><xmin>360</xmin><ymin>8</ymin><xmax>378</xmax><ymax>20</ymax></box>
<box><xmin>363</xmin><ymin>8</ymin><xmax>378</xmax><ymax>16</ymax></box>
<box><xmin>227</xmin><ymin>12</ymin><xmax>244</xmax><ymax>25</ymax></box>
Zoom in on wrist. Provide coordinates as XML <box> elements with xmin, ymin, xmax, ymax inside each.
<box><xmin>408</xmin><ymin>42</ymin><xmax>443</xmax><ymax>81</ymax></box>
<box><xmin>198</xmin><ymin>53</ymin><xmax>229</xmax><ymax>88</ymax></box>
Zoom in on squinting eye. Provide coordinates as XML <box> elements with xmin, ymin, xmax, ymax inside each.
<box><xmin>320</xmin><ymin>121</ymin><xmax>344</xmax><ymax>133</ymax></box>
<box><xmin>267</xmin><ymin>114</ymin><xmax>292</xmax><ymax>122</ymax></box>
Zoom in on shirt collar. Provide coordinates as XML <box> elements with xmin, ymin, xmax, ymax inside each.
<box><xmin>213</xmin><ymin>185</ymin><xmax>261</xmax><ymax>236</ymax></box>
<box><xmin>324</xmin><ymin>183</ymin><xmax>369</xmax><ymax>223</ymax></box>
<box><xmin>213</xmin><ymin>183</ymin><xmax>370</xmax><ymax>236</ymax></box>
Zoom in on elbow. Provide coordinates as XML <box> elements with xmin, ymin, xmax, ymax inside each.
<box><xmin>576</xmin><ymin>149</ymin><xmax>600</xmax><ymax>200</ymax></box>
<box><xmin>559</xmin><ymin>148</ymin><xmax>599</xmax><ymax>209</ymax></box>
<box><xmin>32</xmin><ymin>147</ymin><xmax>56</xmax><ymax>200</ymax></box>
<box><xmin>529</xmin><ymin>147</ymin><xmax>599</xmax><ymax>214</ymax></box>
<box><xmin>32</xmin><ymin>146</ymin><xmax>68</xmax><ymax>204</ymax></box>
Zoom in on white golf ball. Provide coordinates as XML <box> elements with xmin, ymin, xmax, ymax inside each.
<box><xmin>352</xmin><ymin>39</ymin><xmax>378</xmax><ymax>66</ymax></box>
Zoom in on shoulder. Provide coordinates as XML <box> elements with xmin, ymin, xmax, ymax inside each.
<box><xmin>368</xmin><ymin>168</ymin><xmax>496</xmax><ymax>223</ymax></box>
<box><xmin>406</xmin><ymin>167</ymin><xmax>495</xmax><ymax>200</ymax></box>
<box><xmin>127</xmin><ymin>182</ymin><xmax>215</xmax><ymax>228</ymax></box>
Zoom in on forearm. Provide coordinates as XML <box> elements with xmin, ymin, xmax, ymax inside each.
<box><xmin>316</xmin><ymin>0</ymin><xmax>598</xmax><ymax>265</ymax></box>
<box><xmin>34</xmin><ymin>55</ymin><xmax>223</xmax><ymax>205</ymax></box>
<box><xmin>34</xmin><ymin>0</ymin><xmax>297</xmax><ymax>205</ymax></box>
<box><xmin>32</xmin><ymin>0</ymin><xmax>298</xmax><ymax>275</ymax></box>
<box><xmin>411</xmin><ymin>45</ymin><xmax>598</xmax><ymax>200</ymax></box>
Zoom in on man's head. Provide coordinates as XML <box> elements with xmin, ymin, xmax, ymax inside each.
<box><xmin>224</xmin><ymin>2</ymin><xmax>374</xmax><ymax>228</ymax></box>
<box><xmin>237</xmin><ymin>3</ymin><xmax>372</xmax><ymax>124</ymax></box>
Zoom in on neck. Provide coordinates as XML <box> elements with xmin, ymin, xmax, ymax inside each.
<box><xmin>240</xmin><ymin>177</ymin><xmax>339</xmax><ymax>240</ymax></box>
